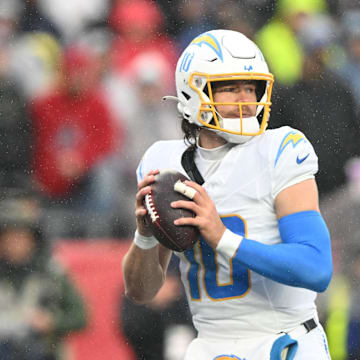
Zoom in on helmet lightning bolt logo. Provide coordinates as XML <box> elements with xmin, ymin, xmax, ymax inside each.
<box><xmin>274</xmin><ymin>131</ymin><xmax>305</xmax><ymax>166</ymax></box>
<box><xmin>191</xmin><ymin>33</ymin><xmax>224</xmax><ymax>62</ymax></box>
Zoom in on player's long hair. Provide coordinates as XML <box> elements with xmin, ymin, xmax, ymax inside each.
<box><xmin>181</xmin><ymin>118</ymin><xmax>199</xmax><ymax>148</ymax></box>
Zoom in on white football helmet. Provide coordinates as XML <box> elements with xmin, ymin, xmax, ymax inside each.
<box><xmin>164</xmin><ymin>29</ymin><xmax>274</xmax><ymax>144</ymax></box>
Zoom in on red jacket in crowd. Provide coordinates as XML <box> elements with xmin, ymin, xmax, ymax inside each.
<box><xmin>31</xmin><ymin>89</ymin><xmax>120</xmax><ymax>197</ymax></box>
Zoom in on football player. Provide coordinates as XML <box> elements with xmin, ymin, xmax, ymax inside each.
<box><xmin>122</xmin><ymin>29</ymin><xmax>333</xmax><ymax>359</ymax></box>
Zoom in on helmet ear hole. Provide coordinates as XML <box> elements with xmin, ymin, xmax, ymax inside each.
<box><xmin>181</xmin><ymin>91</ymin><xmax>191</xmax><ymax>100</ymax></box>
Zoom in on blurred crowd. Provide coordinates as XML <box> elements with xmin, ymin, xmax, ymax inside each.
<box><xmin>0</xmin><ymin>0</ymin><xmax>360</xmax><ymax>359</ymax></box>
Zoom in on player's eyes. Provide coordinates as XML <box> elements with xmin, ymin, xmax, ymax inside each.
<box><xmin>217</xmin><ymin>86</ymin><xmax>237</xmax><ymax>93</ymax></box>
<box><xmin>214</xmin><ymin>84</ymin><xmax>256</xmax><ymax>94</ymax></box>
<box><xmin>245</xmin><ymin>86</ymin><xmax>256</xmax><ymax>93</ymax></box>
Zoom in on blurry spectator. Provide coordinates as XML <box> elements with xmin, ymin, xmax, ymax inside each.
<box><xmin>0</xmin><ymin>0</ymin><xmax>21</xmax><ymax>44</ymax></box>
<box><xmin>297</xmin><ymin>12</ymin><xmax>343</xmax><ymax>72</ymax></box>
<box><xmin>173</xmin><ymin>1</ymin><xmax>215</xmax><ymax>52</ymax></box>
<box><xmin>0</xmin><ymin>196</ymin><xmax>87</xmax><ymax>360</ymax></box>
<box><xmin>105</xmin><ymin>0</ymin><xmax>179</xmax><ymax>140</ymax></box>
<box><xmin>256</xmin><ymin>0</ymin><xmax>327</xmax><ymax>85</ymax></box>
<box><xmin>319</xmin><ymin>158</ymin><xmax>360</xmax><ymax>359</ymax></box>
<box><xmin>345</xmin><ymin>244</ymin><xmax>360</xmax><ymax>360</ymax></box>
<box><xmin>0</xmin><ymin>0</ymin><xmax>62</xmax><ymax>99</ymax></box>
<box><xmin>320</xmin><ymin>257</ymin><xmax>353</xmax><ymax>360</ymax></box>
<box><xmin>104</xmin><ymin>50</ymin><xmax>182</xmax><ymax>238</ymax></box>
<box><xmin>37</xmin><ymin>0</ymin><xmax>111</xmax><ymax>42</ymax></box>
<box><xmin>157</xmin><ymin>0</ymin><xmax>274</xmax><ymax>41</ymax></box>
<box><xmin>213</xmin><ymin>0</ymin><xmax>256</xmax><ymax>40</ymax></box>
<box><xmin>0</xmin><ymin>0</ymin><xmax>34</xmax><ymax>191</ymax></box>
<box><xmin>121</xmin><ymin>51</ymin><xmax>182</xmax><ymax>165</ymax></box>
<box><xmin>155</xmin><ymin>0</ymin><xmax>182</xmax><ymax>37</ymax></box>
<box><xmin>30</xmin><ymin>45</ymin><xmax>122</xmax><ymax>238</ymax></box>
<box><xmin>337</xmin><ymin>0</ymin><xmax>360</xmax><ymax>13</ymax></box>
<box><xmin>0</xmin><ymin>65</ymin><xmax>32</xmax><ymax>191</ymax></box>
<box><xmin>108</xmin><ymin>0</ymin><xmax>178</xmax><ymax>76</ymax></box>
<box><xmin>336</xmin><ymin>11</ymin><xmax>360</xmax><ymax>116</ymax></box>
<box><xmin>270</xmin><ymin>14</ymin><xmax>360</xmax><ymax>197</ymax></box>
<box><xmin>321</xmin><ymin>158</ymin><xmax>360</xmax><ymax>256</ymax></box>
<box><xmin>9</xmin><ymin>31</ymin><xmax>62</xmax><ymax>100</ymax></box>
<box><xmin>121</xmin><ymin>261</ymin><xmax>195</xmax><ymax>360</ymax></box>
<box><xmin>18</xmin><ymin>0</ymin><xmax>62</xmax><ymax>40</ymax></box>
<box><xmin>0</xmin><ymin>0</ymin><xmax>61</xmax><ymax>100</ymax></box>
<box><xmin>74</xmin><ymin>24</ymin><xmax>114</xmax><ymax>77</ymax></box>
<box><xmin>214</xmin><ymin>0</ymin><xmax>275</xmax><ymax>37</ymax></box>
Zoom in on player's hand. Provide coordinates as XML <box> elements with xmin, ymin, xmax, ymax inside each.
<box><xmin>171</xmin><ymin>181</ymin><xmax>226</xmax><ymax>249</ymax></box>
<box><xmin>135</xmin><ymin>169</ymin><xmax>159</xmax><ymax>237</ymax></box>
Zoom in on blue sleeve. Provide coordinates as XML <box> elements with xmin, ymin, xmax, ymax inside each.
<box><xmin>236</xmin><ymin>211</ymin><xmax>332</xmax><ymax>292</ymax></box>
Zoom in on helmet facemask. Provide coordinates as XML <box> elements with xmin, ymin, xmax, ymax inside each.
<box><xmin>189</xmin><ymin>72</ymin><xmax>274</xmax><ymax>143</ymax></box>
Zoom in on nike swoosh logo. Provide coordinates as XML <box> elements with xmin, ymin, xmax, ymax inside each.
<box><xmin>296</xmin><ymin>153</ymin><xmax>310</xmax><ymax>164</ymax></box>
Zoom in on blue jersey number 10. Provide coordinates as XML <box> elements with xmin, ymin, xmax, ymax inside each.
<box><xmin>184</xmin><ymin>215</ymin><xmax>251</xmax><ymax>301</ymax></box>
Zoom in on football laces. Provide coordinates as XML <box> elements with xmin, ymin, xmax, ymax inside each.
<box><xmin>144</xmin><ymin>193</ymin><xmax>159</xmax><ymax>222</ymax></box>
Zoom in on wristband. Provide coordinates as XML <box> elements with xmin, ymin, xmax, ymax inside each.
<box><xmin>134</xmin><ymin>230</ymin><xmax>158</xmax><ymax>250</ymax></box>
<box><xmin>216</xmin><ymin>228</ymin><xmax>243</xmax><ymax>258</ymax></box>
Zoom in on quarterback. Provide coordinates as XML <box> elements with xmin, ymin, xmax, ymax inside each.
<box><xmin>123</xmin><ymin>30</ymin><xmax>333</xmax><ymax>360</ymax></box>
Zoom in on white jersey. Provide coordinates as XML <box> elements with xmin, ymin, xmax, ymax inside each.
<box><xmin>136</xmin><ymin>126</ymin><xmax>319</xmax><ymax>340</ymax></box>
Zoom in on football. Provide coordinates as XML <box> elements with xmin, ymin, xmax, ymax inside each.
<box><xmin>144</xmin><ymin>169</ymin><xmax>199</xmax><ymax>252</ymax></box>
